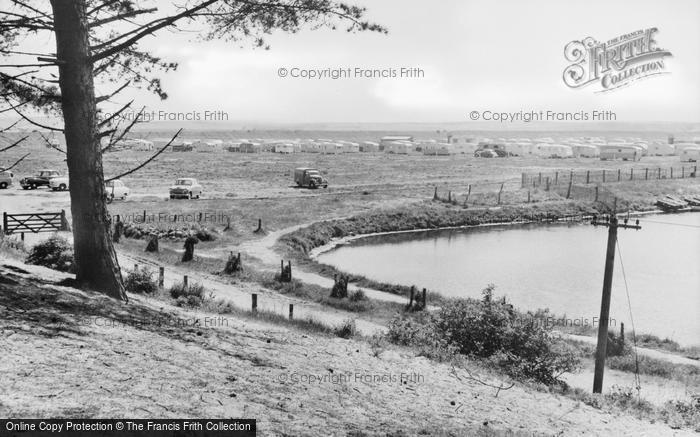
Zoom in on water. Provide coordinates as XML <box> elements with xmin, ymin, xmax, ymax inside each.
<box><xmin>318</xmin><ymin>213</ymin><xmax>700</xmax><ymax>346</ymax></box>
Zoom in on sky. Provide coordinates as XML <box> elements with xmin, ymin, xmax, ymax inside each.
<box><xmin>4</xmin><ymin>0</ymin><xmax>700</xmax><ymax>126</ymax></box>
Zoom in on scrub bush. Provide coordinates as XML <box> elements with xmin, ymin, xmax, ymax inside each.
<box><xmin>25</xmin><ymin>236</ymin><xmax>74</xmax><ymax>273</ymax></box>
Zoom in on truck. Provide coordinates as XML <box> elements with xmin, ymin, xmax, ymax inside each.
<box><xmin>294</xmin><ymin>168</ymin><xmax>328</xmax><ymax>189</ymax></box>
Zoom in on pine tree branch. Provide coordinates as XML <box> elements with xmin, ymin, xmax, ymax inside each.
<box><xmin>105</xmin><ymin>129</ymin><xmax>182</xmax><ymax>182</ymax></box>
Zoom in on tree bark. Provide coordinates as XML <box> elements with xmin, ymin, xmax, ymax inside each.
<box><xmin>51</xmin><ymin>0</ymin><xmax>127</xmax><ymax>301</ymax></box>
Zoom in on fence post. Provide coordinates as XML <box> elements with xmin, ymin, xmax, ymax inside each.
<box><xmin>433</xmin><ymin>186</ymin><xmax>438</xmax><ymax>200</ymax></box>
<box><xmin>555</xmin><ymin>171</ymin><xmax>559</xmax><ymax>185</ymax></box>
<box><xmin>586</xmin><ymin>170</ymin><xmax>590</xmax><ymax>184</ymax></box>
<box><xmin>409</xmin><ymin>286</ymin><xmax>415</xmax><ymax>307</ymax></box>
<box><xmin>594</xmin><ymin>186</ymin><xmax>599</xmax><ymax>202</ymax></box>
<box><xmin>288</xmin><ymin>261</ymin><xmax>292</xmax><ymax>281</ymax></box>
<box><xmin>566</xmin><ymin>177</ymin><xmax>573</xmax><ymax>199</ymax></box>
<box><xmin>60</xmin><ymin>210</ymin><xmax>68</xmax><ymax>231</ymax></box>
<box><xmin>527</xmin><ymin>190</ymin><xmax>531</xmax><ymax>203</ymax></box>
<box><xmin>183</xmin><ymin>275</ymin><xmax>188</xmax><ymax>287</ymax></box>
<box><xmin>630</xmin><ymin>168</ymin><xmax>633</xmax><ymax>181</ymax></box>
<box><xmin>422</xmin><ymin>288</ymin><xmax>427</xmax><ymax>308</ymax></box>
<box><xmin>497</xmin><ymin>183</ymin><xmax>504</xmax><ymax>204</ymax></box>
<box><xmin>289</xmin><ymin>304</ymin><xmax>294</xmax><ymax>320</ymax></box>
<box><xmin>538</xmin><ymin>172</ymin><xmax>542</xmax><ymax>186</ymax></box>
<box><xmin>464</xmin><ymin>185</ymin><xmax>471</xmax><ymax>206</ymax></box>
<box><xmin>545</xmin><ymin>177</ymin><xmax>550</xmax><ymax>191</ymax></box>
<box><xmin>158</xmin><ymin>267</ymin><xmax>164</xmax><ymax>287</ymax></box>
<box><xmin>658</xmin><ymin>167</ymin><xmax>661</xmax><ymax>179</ymax></box>
<box><xmin>617</xmin><ymin>169</ymin><xmax>621</xmax><ymax>182</ymax></box>
<box><xmin>252</xmin><ymin>293</ymin><xmax>257</xmax><ymax>313</ymax></box>
<box><xmin>21</xmin><ymin>232</ymin><xmax>24</xmax><ymax>241</ymax></box>
<box><xmin>645</xmin><ymin>168</ymin><xmax>648</xmax><ymax>180</ymax></box>
<box><xmin>682</xmin><ymin>167</ymin><xmax>685</xmax><ymax>178</ymax></box>
<box><xmin>670</xmin><ymin>167</ymin><xmax>673</xmax><ymax>179</ymax></box>
<box><xmin>603</xmin><ymin>170</ymin><xmax>606</xmax><ymax>183</ymax></box>
<box><xmin>521</xmin><ymin>173</ymin><xmax>526</xmax><ymax>188</ymax></box>
<box><xmin>142</xmin><ymin>210</ymin><xmax>147</xmax><ymax>223</ymax></box>
<box><xmin>2</xmin><ymin>212</ymin><xmax>7</xmax><ymax>235</ymax></box>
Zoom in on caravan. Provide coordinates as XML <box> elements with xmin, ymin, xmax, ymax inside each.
<box><xmin>680</xmin><ymin>147</ymin><xmax>700</xmax><ymax>162</ymax></box>
<box><xmin>599</xmin><ymin>145</ymin><xmax>642</xmax><ymax>161</ymax></box>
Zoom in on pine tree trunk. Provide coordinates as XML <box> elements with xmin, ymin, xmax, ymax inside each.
<box><xmin>51</xmin><ymin>0</ymin><xmax>127</xmax><ymax>301</ymax></box>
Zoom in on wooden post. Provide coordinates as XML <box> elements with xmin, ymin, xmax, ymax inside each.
<box><xmin>617</xmin><ymin>169</ymin><xmax>621</xmax><ymax>182</ymax></box>
<box><xmin>586</xmin><ymin>170</ymin><xmax>590</xmax><ymax>184</ymax></box>
<box><xmin>2</xmin><ymin>212</ymin><xmax>6</xmax><ymax>235</ymax></box>
<box><xmin>545</xmin><ymin>177</ymin><xmax>550</xmax><ymax>191</ymax></box>
<box><xmin>287</xmin><ymin>261</ymin><xmax>292</xmax><ymax>281</ymax></box>
<box><xmin>527</xmin><ymin>190</ymin><xmax>531</xmax><ymax>203</ymax></box>
<box><xmin>630</xmin><ymin>168</ymin><xmax>633</xmax><ymax>181</ymax></box>
<box><xmin>422</xmin><ymin>288</ymin><xmax>427</xmax><ymax>308</ymax></box>
<box><xmin>594</xmin><ymin>186</ymin><xmax>599</xmax><ymax>202</ymax></box>
<box><xmin>670</xmin><ymin>167</ymin><xmax>673</xmax><ymax>179</ymax></box>
<box><xmin>593</xmin><ymin>218</ymin><xmax>619</xmax><ymax>394</ymax></box>
<box><xmin>682</xmin><ymin>167</ymin><xmax>685</xmax><ymax>178</ymax></box>
<box><xmin>448</xmin><ymin>190</ymin><xmax>452</xmax><ymax>203</ymax></box>
<box><xmin>183</xmin><ymin>275</ymin><xmax>188</xmax><ymax>287</ymax></box>
<box><xmin>566</xmin><ymin>177</ymin><xmax>573</xmax><ymax>199</ymax></box>
<box><xmin>620</xmin><ymin>322</ymin><xmax>625</xmax><ymax>348</ymax></box>
<box><xmin>433</xmin><ymin>186</ymin><xmax>438</xmax><ymax>200</ymax></box>
<box><xmin>252</xmin><ymin>293</ymin><xmax>257</xmax><ymax>313</ymax></box>
<box><xmin>464</xmin><ymin>185</ymin><xmax>471</xmax><ymax>206</ymax></box>
<box><xmin>60</xmin><ymin>209</ymin><xmax>68</xmax><ymax>231</ymax></box>
<box><xmin>20</xmin><ymin>232</ymin><xmax>24</xmax><ymax>241</ymax></box>
<box><xmin>521</xmin><ymin>173</ymin><xmax>526</xmax><ymax>188</ymax></box>
<box><xmin>158</xmin><ymin>267</ymin><xmax>164</xmax><ymax>287</ymax></box>
<box><xmin>289</xmin><ymin>304</ymin><xmax>294</xmax><ymax>320</ymax></box>
<box><xmin>497</xmin><ymin>183</ymin><xmax>504</xmax><ymax>204</ymax></box>
<box><xmin>409</xmin><ymin>286</ymin><xmax>415</xmax><ymax>307</ymax></box>
<box><xmin>658</xmin><ymin>167</ymin><xmax>661</xmax><ymax>179</ymax></box>
<box><xmin>538</xmin><ymin>172</ymin><xmax>542</xmax><ymax>186</ymax></box>
<box><xmin>142</xmin><ymin>209</ymin><xmax>147</xmax><ymax>223</ymax></box>
<box><xmin>603</xmin><ymin>170</ymin><xmax>606</xmax><ymax>183</ymax></box>
<box><xmin>555</xmin><ymin>171</ymin><xmax>559</xmax><ymax>185</ymax></box>
<box><xmin>645</xmin><ymin>168</ymin><xmax>648</xmax><ymax>180</ymax></box>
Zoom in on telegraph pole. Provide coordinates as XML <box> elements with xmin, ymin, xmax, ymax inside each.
<box><xmin>591</xmin><ymin>213</ymin><xmax>641</xmax><ymax>393</ymax></box>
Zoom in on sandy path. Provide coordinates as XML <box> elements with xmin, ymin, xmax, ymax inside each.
<box><xmin>118</xmin><ymin>251</ymin><xmax>388</xmax><ymax>336</ymax></box>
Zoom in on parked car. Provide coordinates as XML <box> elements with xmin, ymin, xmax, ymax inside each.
<box><xmin>294</xmin><ymin>167</ymin><xmax>328</xmax><ymax>189</ymax></box>
<box><xmin>474</xmin><ymin>149</ymin><xmax>498</xmax><ymax>158</ymax></box>
<box><xmin>49</xmin><ymin>175</ymin><xmax>69</xmax><ymax>191</ymax></box>
<box><xmin>105</xmin><ymin>179</ymin><xmax>130</xmax><ymax>200</ymax></box>
<box><xmin>20</xmin><ymin>169</ymin><xmax>61</xmax><ymax>189</ymax></box>
<box><xmin>0</xmin><ymin>170</ymin><xmax>14</xmax><ymax>189</ymax></box>
<box><xmin>169</xmin><ymin>178</ymin><xmax>202</xmax><ymax>199</ymax></box>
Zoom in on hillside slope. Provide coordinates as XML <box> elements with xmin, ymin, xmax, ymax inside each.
<box><xmin>0</xmin><ymin>261</ymin><xmax>692</xmax><ymax>436</ymax></box>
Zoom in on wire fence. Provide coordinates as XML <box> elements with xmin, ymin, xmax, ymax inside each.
<box><xmin>521</xmin><ymin>164</ymin><xmax>698</xmax><ymax>189</ymax></box>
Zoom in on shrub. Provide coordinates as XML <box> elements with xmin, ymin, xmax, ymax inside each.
<box><xmin>124</xmin><ymin>267</ymin><xmax>158</xmax><ymax>294</ymax></box>
<box><xmin>333</xmin><ymin>319</ymin><xmax>357</xmax><ymax>338</ymax></box>
<box><xmin>349</xmin><ymin>289</ymin><xmax>367</xmax><ymax>302</ymax></box>
<box><xmin>169</xmin><ymin>281</ymin><xmax>207</xmax><ymax>307</ymax></box>
<box><xmin>195</xmin><ymin>228</ymin><xmax>217</xmax><ymax>242</ymax></box>
<box><xmin>25</xmin><ymin>236</ymin><xmax>74</xmax><ymax>273</ymax></box>
<box><xmin>386</xmin><ymin>285</ymin><xmax>580</xmax><ymax>384</ymax></box>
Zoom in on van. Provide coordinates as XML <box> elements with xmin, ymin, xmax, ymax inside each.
<box><xmin>0</xmin><ymin>170</ymin><xmax>14</xmax><ymax>189</ymax></box>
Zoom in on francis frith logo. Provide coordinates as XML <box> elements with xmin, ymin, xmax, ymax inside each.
<box><xmin>563</xmin><ymin>28</ymin><xmax>672</xmax><ymax>92</ymax></box>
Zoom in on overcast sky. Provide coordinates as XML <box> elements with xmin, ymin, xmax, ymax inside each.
<box><xmin>8</xmin><ymin>0</ymin><xmax>700</xmax><ymax>125</ymax></box>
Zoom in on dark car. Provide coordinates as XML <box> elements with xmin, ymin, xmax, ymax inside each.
<box><xmin>20</xmin><ymin>169</ymin><xmax>61</xmax><ymax>189</ymax></box>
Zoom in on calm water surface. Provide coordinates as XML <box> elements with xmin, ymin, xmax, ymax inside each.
<box><xmin>318</xmin><ymin>213</ymin><xmax>700</xmax><ymax>346</ymax></box>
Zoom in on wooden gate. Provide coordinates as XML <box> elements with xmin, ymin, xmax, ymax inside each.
<box><xmin>2</xmin><ymin>210</ymin><xmax>70</xmax><ymax>239</ymax></box>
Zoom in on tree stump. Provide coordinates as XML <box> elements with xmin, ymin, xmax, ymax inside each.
<box><xmin>330</xmin><ymin>274</ymin><xmax>349</xmax><ymax>298</ymax></box>
<box><xmin>113</xmin><ymin>221</ymin><xmax>124</xmax><ymax>243</ymax></box>
<box><xmin>224</xmin><ymin>252</ymin><xmax>242</xmax><ymax>274</ymax></box>
<box><xmin>145</xmin><ymin>234</ymin><xmax>159</xmax><ymax>252</ymax></box>
<box><xmin>182</xmin><ymin>236</ymin><xmax>198</xmax><ymax>262</ymax></box>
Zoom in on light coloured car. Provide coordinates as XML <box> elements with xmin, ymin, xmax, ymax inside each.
<box><xmin>169</xmin><ymin>178</ymin><xmax>202</xmax><ymax>199</ymax></box>
<box><xmin>49</xmin><ymin>175</ymin><xmax>69</xmax><ymax>191</ymax></box>
<box><xmin>0</xmin><ymin>170</ymin><xmax>13</xmax><ymax>189</ymax></box>
<box><xmin>105</xmin><ymin>179</ymin><xmax>130</xmax><ymax>200</ymax></box>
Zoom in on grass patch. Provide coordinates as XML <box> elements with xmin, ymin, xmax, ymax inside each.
<box><xmin>607</xmin><ymin>354</ymin><xmax>700</xmax><ymax>383</ymax></box>
<box><xmin>562</xmin><ymin>385</ymin><xmax>700</xmax><ymax>432</ymax></box>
